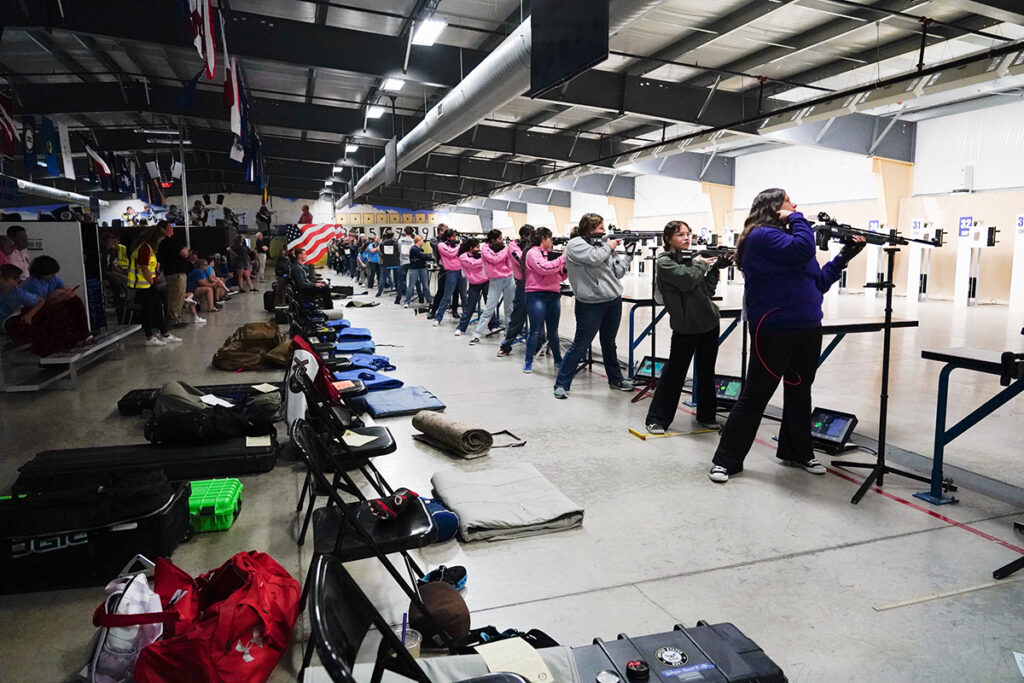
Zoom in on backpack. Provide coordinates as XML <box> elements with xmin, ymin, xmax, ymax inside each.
<box><xmin>212</xmin><ymin>323</ymin><xmax>288</xmax><ymax>371</ymax></box>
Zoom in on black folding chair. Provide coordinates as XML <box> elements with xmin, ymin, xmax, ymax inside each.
<box><xmin>301</xmin><ymin>553</ymin><xmax>528</xmax><ymax>683</ymax></box>
<box><xmin>291</xmin><ymin>420</ymin><xmax>453</xmax><ymax>654</ymax></box>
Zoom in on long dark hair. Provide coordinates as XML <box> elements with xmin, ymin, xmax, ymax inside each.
<box><xmin>735</xmin><ymin>188</ymin><xmax>787</xmax><ymax>268</ymax></box>
<box><xmin>458</xmin><ymin>238</ymin><xmax>479</xmax><ymax>256</ymax></box>
<box><xmin>662</xmin><ymin>220</ymin><xmax>690</xmax><ymax>251</ymax></box>
<box><xmin>521</xmin><ymin>227</ymin><xmax>552</xmax><ymax>277</ymax></box>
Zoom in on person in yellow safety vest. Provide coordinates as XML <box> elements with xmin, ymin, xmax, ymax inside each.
<box><xmin>117</xmin><ymin>243</ymin><xmax>129</xmax><ymax>271</ymax></box>
<box><xmin>127</xmin><ymin>222</ymin><xmax>182</xmax><ymax>347</ymax></box>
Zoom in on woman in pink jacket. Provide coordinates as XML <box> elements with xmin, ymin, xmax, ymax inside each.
<box><xmin>432</xmin><ymin>228</ymin><xmax>467</xmax><ymax>326</ymax></box>
<box><xmin>523</xmin><ymin>227</ymin><xmax>567</xmax><ymax>374</ymax></box>
<box><xmin>455</xmin><ymin>238</ymin><xmax>491</xmax><ymax>336</ymax></box>
<box><xmin>469</xmin><ymin>229</ymin><xmax>517</xmax><ymax>345</ymax></box>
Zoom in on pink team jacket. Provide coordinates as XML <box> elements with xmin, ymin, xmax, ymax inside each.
<box><xmin>525</xmin><ymin>247</ymin><xmax>567</xmax><ymax>292</ymax></box>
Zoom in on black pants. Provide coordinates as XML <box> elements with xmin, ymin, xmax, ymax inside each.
<box><xmin>500</xmin><ymin>279</ymin><xmax>527</xmax><ymax>353</ymax></box>
<box><xmin>713</xmin><ymin>326</ymin><xmax>822</xmax><ymax>473</ymax></box>
<box><xmin>646</xmin><ymin>327</ymin><xmax>719</xmax><ymax>428</ymax></box>
<box><xmin>136</xmin><ymin>286</ymin><xmax>168</xmax><ymax>337</ymax></box>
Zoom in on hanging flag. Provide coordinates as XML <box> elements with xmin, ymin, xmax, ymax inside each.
<box><xmin>171</xmin><ymin>160</ymin><xmax>183</xmax><ymax>179</ymax></box>
<box><xmin>85</xmin><ymin>142</ymin><xmax>111</xmax><ymax>177</ymax></box>
<box><xmin>175</xmin><ymin>68</ymin><xmax>204</xmax><ymax>113</ymax></box>
<box><xmin>57</xmin><ymin>121</ymin><xmax>75</xmax><ymax>179</ymax></box>
<box><xmin>118</xmin><ymin>156</ymin><xmax>134</xmax><ymax>194</ymax></box>
<box><xmin>286</xmin><ymin>223</ymin><xmax>339</xmax><ymax>264</ymax></box>
<box><xmin>180</xmin><ymin>0</ymin><xmax>216</xmax><ymax>80</ymax></box>
<box><xmin>227</xmin><ymin>58</ymin><xmax>241</xmax><ymax>135</ymax></box>
<box><xmin>229</xmin><ymin>136</ymin><xmax>244</xmax><ymax>163</ymax></box>
<box><xmin>145</xmin><ymin>159</ymin><xmax>160</xmax><ymax>180</ymax></box>
<box><xmin>40</xmin><ymin>116</ymin><xmax>61</xmax><ymax>176</ymax></box>
<box><xmin>0</xmin><ymin>93</ymin><xmax>16</xmax><ymax>159</ymax></box>
<box><xmin>22</xmin><ymin>115</ymin><xmax>37</xmax><ymax>170</ymax></box>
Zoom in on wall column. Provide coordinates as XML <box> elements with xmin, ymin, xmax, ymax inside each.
<box><xmin>701</xmin><ymin>182</ymin><xmax>735</xmax><ymax>232</ymax></box>
<box><xmin>609</xmin><ymin>196</ymin><xmax>635</xmax><ymax>230</ymax></box>
<box><xmin>872</xmin><ymin>157</ymin><xmax>914</xmax><ymax>228</ymax></box>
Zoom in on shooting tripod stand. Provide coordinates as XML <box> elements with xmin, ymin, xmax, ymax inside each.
<box><xmin>832</xmin><ymin>232</ymin><xmax>933</xmax><ymax>504</ymax></box>
<box><xmin>630</xmin><ymin>244</ymin><xmax>661</xmax><ymax>403</ymax></box>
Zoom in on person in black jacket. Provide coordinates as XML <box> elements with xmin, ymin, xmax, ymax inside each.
<box><xmin>645</xmin><ymin>220</ymin><xmax>731</xmax><ymax>434</ymax></box>
<box><xmin>404</xmin><ymin>235</ymin><xmax>432</xmax><ymax>306</ymax></box>
<box><xmin>290</xmin><ymin>248</ymin><xmax>332</xmax><ymax>309</ymax></box>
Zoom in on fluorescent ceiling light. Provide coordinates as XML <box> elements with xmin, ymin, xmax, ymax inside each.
<box><xmin>345</xmin><ymin>144</ymin><xmax>359</xmax><ymax>153</ymax></box>
<box><xmin>382</xmin><ymin>78</ymin><xmax>405</xmax><ymax>92</ymax></box>
<box><xmin>324</xmin><ymin>180</ymin><xmax>333</xmax><ymax>187</ymax></box>
<box><xmin>366</xmin><ymin>105</ymin><xmax>386</xmax><ymax>119</ymax></box>
<box><xmin>134</xmin><ymin>128</ymin><xmax>178</xmax><ymax>135</ymax></box>
<box><xmin>148</xmin><ymin>138</ymin><xmax>190</xmax><ymax>145</ymax></box>
<box><xmin>332</xmin><ymin>165</ymin><xmax>344</xmax><ymax>174</ymax></box>
<box><xmin>412</xmin><ymin>18</ymin><xmax>446</xmax><ymax>47</ymax></box>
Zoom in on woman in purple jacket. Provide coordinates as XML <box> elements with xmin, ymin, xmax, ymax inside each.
<box><xmin>709</xmin><ymin>188</ymin><xmax>865</xmax><ymax>484</ymax></box>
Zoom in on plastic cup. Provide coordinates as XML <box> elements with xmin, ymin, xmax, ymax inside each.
<box><xmin>393</xmin><ymin>627</ymin><xmax>422</xmax><ymax>658</ymax></box>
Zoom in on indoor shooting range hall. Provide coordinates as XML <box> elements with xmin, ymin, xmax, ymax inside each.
<box><xmin>2</xmin><ymin>0</ymin><xmax>1024</xmax><ymax>681</ymax></box>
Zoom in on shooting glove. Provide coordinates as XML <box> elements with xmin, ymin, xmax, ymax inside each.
<box><xmin>491</xmin><ymin>241</ymin><xmax>505</xmax><ymax>252</ymax></box>
<box><xmin>712</xmin><ymin>253</ymin><xmax>734</xmax><ymax>270</ymax></box>
<box><xmin>839</xmin><ymin>240</ymin><xmax>867</xmax><ymax>262</ymax></box>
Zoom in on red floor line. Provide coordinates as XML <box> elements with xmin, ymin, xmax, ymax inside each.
<box><xmin>747</xmin><ymin>436</ymin><xmax>1024</xmax><ymax>556</ymax></box>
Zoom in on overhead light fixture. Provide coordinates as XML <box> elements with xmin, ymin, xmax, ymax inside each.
<box><xmin>366</xmin><ymin>105</ymin><xmax>386</xmax><ymax>119</ymax></box>
<box><xmin>324</xmin><ymin>180</ymin><xmax>333</xmax><ymax>187</ymax></box>
<box><xmin>332</xmin><ymin>165</ymin><xmax>344</xmax><ymax>174</ymax></box>
<box><xmin>345</xmin><ymin>144</ymin><xmax>360</xmax><ymax>154</ymax></box>
<box><xmin>411</xmin><ymin>18</ymin><xmax>446</xmax><ymax>47</ymax></box>
<box><xmin>134</xmin><ymin>128</ymin><xmax>178</xmax><ymax>135</ymax></box>
<box><xmin>382</xmin><ymin>78</ymin><xmax>406</xmax><ymax>92</ymax></box>
<box><xmin>148</xmin><ymin>138</ymin><xmax>191</xmax><ymax>145</ymax></box>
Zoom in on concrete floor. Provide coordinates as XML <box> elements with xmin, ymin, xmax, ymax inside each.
<box><xmin>1</xmin><ymin>268</ymin><xmax>1023</xmax><ymax>682</ymax></box>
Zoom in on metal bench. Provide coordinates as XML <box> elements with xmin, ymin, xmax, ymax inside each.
<box><xmin>1</xmin><ymin>324</ymin><xmax>140</xmax><ymax>392</ymax></box>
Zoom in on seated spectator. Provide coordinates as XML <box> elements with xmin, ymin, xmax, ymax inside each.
<box><xmin>0</xmin><ymin>235</ymin><xmax>13</xmax><ymax>267</ymax></box>
<box><xmin>290</xmin><ymin>248</ymin><xmax>332</xmax><ymax>309</ymax></box>
<box><xmin>6</xmin><ymin>225</ymin><xmax>30</xmax><ymax>281</ymax></box>
<box><xmin>186</xmin><ymin>258</ymin><xmax>223</xmax><ymax>314</ymax></box>
<box><xmin>22</xmin><ymin>256</ymin><xmax>76</xmax><ymax>299</ymax></box>
<box><xmin>275</xmin><ymin>248</ymin><xmax>293</xmax><ymax>278</ymax></box>
<box><xmin>0</xmin><ymin>263</ymin><xmax>91</xmax><ymax>356</ymax></box>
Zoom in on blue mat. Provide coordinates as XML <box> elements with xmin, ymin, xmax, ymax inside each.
<box><xmin>333</xmin><ymin>369</ymin><xmax>404</xmax><ymax>392</ymax></box>
<box><xmin>349</xmin><ymin>353</ymin><xmax>395</xmax><ymax>372</ymax></box>
<box><xmin>337</xmin><ymin>327</ymin><xmax>373</xmax><ymax>341</ymax></box>
<box><xmin>349</xmin><ymin>386</ymin><xmax>445</xmax><ymax>417</ymax></box>
<box><xmin>325</xmin><ymin>319</ymin><xmax>351</xmax><ymax>329</ymax></box>
<box><xmin>335</xmin><ymin>339</ymin><xmax>375</xmax><ymax>354</ymax></box>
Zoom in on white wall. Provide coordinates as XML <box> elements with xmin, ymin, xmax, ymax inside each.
<box><xmin>913</xmin><ymin>99</ymin><xmax>1024</xmax><ymax>196</ymax></box>
<box><xmin>492</xmin><ymin>210</ymin><xmax>514</xmax><ymax>232</ymax></box>
<box><xmin>527</xmin><ymin>203</ymin><xmax>555</xmax><ymax>227</ymax></box>
<box><xmin>570</xmin><ymin>192</ymin><xmax>615</xmax><ymax>232</ymax></box>
<box><xmin>634</xmin><ymin>175</ymin><xmax>709</xmax><ymax>217</ymax></box>
<box><xmin>733</xmin><ymin>146</ymin><xmax>877</xmax><ymax>209</ymax></box>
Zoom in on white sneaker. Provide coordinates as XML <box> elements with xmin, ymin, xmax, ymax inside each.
<box><xmin>777</xmin><ymin>457</ymin><xmax>827</xmax><ymax>475</ymax></box>
<box><xmin>432</xmin><ymin>320</ymin><xmax>441</xmax><ymax>327</ymax></box>
<box><xmin>144</xmin><ymin>336</ymin><xmax>166</xmax><ymax>347</ymax></box>
<box><xmin>646</xmin><ymin>423</ymin><xmax>666</xmax><ymax>435</ymax></box>
<box><xmin>194</xmin><ymin>316</ymin><xmax>207</xmax><ymax>324</ymax></box>
<box><xmin>404</xmin><ymin>303</ymin><xmax>409</xmax><ymax>308</ymax></box>
<box><xmin>162</xmin><ymin>333</ymin><xmax>183</xmax><ymax>344</ymax></box>
<box><xmin>454</xmin><ymin>330</ymin><xmax>462</xmax><ymax>337</ymax></box>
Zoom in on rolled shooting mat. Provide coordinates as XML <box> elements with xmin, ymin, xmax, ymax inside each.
<box><xmin>412</xmin><ymin>410</ymin><xmax>493</xmax><ymax>458</ymax></box>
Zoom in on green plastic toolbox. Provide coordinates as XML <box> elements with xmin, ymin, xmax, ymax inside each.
<box><xmin>188</xmin><ymin>478</ymin><xmax>243</xmax><ymax>532</ymax></box>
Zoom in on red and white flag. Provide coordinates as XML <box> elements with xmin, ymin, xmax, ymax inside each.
<box><xmin>85</xmin><ymin>143</ymin><xmax>111</xmax><ymax>177</ymax></box>
<box><xmin>187</xmin><ymin>0</ymin><xmax>216</xmax><ymax>79</ymax></box>
<box><xmin>0</xmin><ymin>93</ymin><xmax>16</xmax><ymax>159</ymax></box>
<box><xmin>286</xmin><ymin>223</ymin><xmax>346</xmax><ymax>264</ymax></box>
<box><xmin>227</xmin><ymin>58</ymin><xmax>241</xmax><ymax>136</ymax></box>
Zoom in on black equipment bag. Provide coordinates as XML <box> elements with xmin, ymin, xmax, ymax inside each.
<box><xmin>117</xmin><ymin>382</ymin><xmax>283</xmax><ymax>417</ymax></box>
<box><xmin>144</xmin><ymin>381</ymin><xmax>280</xmax><ymax>445</ymax></box>
<box><xmin>263</xmin><ymin>288</ymin><xmax>276</xmax><ymax>312</ymax></box>
<box><xmin>13</xmin><ymin>436</ymin><xmax>279</xmax><ymax>495</ymax></box>
<box><xmin>0</xmin><ymin>472</ymin><xmax>191</xmax><ymax>594</ymax></box>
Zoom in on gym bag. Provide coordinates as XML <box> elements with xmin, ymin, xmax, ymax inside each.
<box><xmin>213</xmin><ymin>322</ymin><xmax>289</xmax><ymax>371</ymax></box>
<box><xmin>133</xmin><ymin>551</ymin><xmax>301</xmax><ymax>683</ymax></box>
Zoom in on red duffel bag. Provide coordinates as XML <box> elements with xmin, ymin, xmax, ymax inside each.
<box><xmin>133</xmin><ymin>551</ymin><xmax>301</xmax><ymax>683</ymax></box>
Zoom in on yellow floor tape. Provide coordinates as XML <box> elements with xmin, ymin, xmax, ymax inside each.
<box><xmin>629</xmin><ymin>427</ymin><xmax>716</xmax><ymax>440</ymax></box>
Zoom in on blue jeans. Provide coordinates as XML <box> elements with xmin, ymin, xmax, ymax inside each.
<box><xmin>458</xmin><ymin>282</ymin><xmax>488</xmax><ymax>332</ymax></box>
<box><xmin>405</xmin><ymin>268</ymin><xmax>431</xmax><ymax>304</ymax></box>
<box><xmin>393</xmin><ymin>264</ymin><xmax>408</xmax><ymax>302</ymax></box>
<box><xmin>377</xmin><ymin>266</ymin><xmax>395</xmax><ymax>295</ymax></box>
<box><xmin>525</xmin><ymin>291</ymin><xmax>562</xmax><ymax>364</ymax></box>
<box><xmin>555</xmin><ymin>297</ymin><xmax>625</xmax><ymax>389</ymax></box>
<box><xmin>474</xmin><ymin>275</ymin><xmax>516</xmax><ymax>338</ymax></box>
<box><xmin>434</xmin><ymin>270</ymin><xmax>466</xmax><ymax>323</ymax></box>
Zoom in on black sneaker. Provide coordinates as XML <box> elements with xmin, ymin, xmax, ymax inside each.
<box><xmin>496</xmin><ymin>348</ymin><xmax>510</xmax><ymax>357</ymax></box>
<box><xmin>417</xmin><ymin>565</ymin><xmax>467</xmax><ymax>591</ymax></box>
<box><xmin>778</xmin><ymin>457</ymin><xmax>826</xmax><ymax>475</ymax></box>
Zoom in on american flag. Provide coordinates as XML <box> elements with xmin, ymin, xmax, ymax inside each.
<box><xmin>286</xmin><ymin>223</ymin><xmax>345</xmax><ymax>264</ymax></box>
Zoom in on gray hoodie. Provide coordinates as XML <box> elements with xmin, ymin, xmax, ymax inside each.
<box><xmin>565</xmin><ymin>236</ymin><xmax>632</xmax><ymax>303</ymax></box>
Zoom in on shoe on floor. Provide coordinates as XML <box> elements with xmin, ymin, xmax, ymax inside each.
<box><xmin>609</xmin><ymin>379</ymin><xmax>634</xmax><ymax>392</ymax></box>
<box><xmin>468</xmin><ymin>336</ymin><xmax>480</xmax><ymax>346</ymax></box>
<box><xmin>454</xmin><ymin>329</ymin><xmax>463</xmax><ymax>337</ymax></box>
<box><xmin>404</xmin><ymin>303</ymin><xmax>409</xmax><ymax>308</ymax></box>
<box><xmin>161</xmin><ymin>333</ymin><xmax>183</xmax><ymax>344</ymax></box>
<box><xmin>646</xmin><ymin>422</ymin><xmax>666</xmax><ymax>435</ymax></box>
<box><xmin>708</xmin><ymin>465</ymin><xmax>731</xmax><ymax>483</ymax></box>
<box><xmin>778</xmin><ymin>457</ymin><xmax>826</xmax><ymax>475</ymax></box>
<box><xmin>194</xmin><ymin>316</ymin><xmax>207</xmax><ymax>324</ymax></box>
<box><xmin>522</xmin><ymin>361</ymin><xmax>533</xmax><ymax>374</ymax></box>
<box><xmin>432</xmin><ymin>320</ymin><xmax>441</xmax><ymax>327</ymax></box>
<box><xmin>553</xmin><ymin>386</ymin><xmax>569</xmax><ymax>399</ymax></box>
<box><xmin>496</xmin><ymin>348</ymin><xmax>510</xmax><ymax>358</ymax></box>
<box><xmin>696</xmin><ymin>419</ymin><xmax>721</xmax><ymax>430</ymax></box>
<box><xmin>144</xmin><ymin>336</ymin><xmax>166</xmax><ymax>347</ymax></box>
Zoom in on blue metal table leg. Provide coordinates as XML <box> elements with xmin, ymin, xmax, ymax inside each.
<box><xmin>817</xmin><ymin>333</ymin><xmax>846</xmax><ymax>367</ymax></box>
<box><xmin>914</xmin><ymin>364</ymin><xmax>957</xmax><ymax>505</ymax></box>
<box><xmin>718</xmin><ymin>317</ymin><xmax>739</xmax><ymax>345</ymax></box>
<box><xmin>628</xmin><ymin>304</ymin><xmax>639</xmax><ymax>378</ymax></box>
